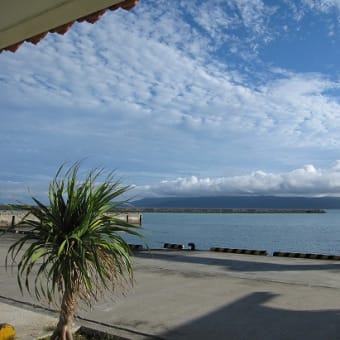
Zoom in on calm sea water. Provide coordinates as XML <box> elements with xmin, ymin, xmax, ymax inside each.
<box><xmin>126</xmin><ymin>210</ymin><xmax>340</xmax><ymax>255</ymax></box>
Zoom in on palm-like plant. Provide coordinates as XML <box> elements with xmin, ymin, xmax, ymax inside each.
<box><xmin>6</xmin><ymin>163</ymin><xmax>143</xmax><ymax>340</ymax></box>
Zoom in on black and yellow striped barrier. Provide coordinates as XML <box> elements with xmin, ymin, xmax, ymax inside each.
<box><xmin>273</xmin><ymin>251</ymin><xmax>340</xmax><ymax>260</ymax></box>
<box><xmin>128</xmin><ymin>244</ymin><xmax>144</xmax><ymax>251</ymax></box>
<box><xmin>164</xmin><ymin>243</ymin><xmax>185</xmax><ymax>250</ymax></box>
<box><xmin>210</xmin><ymin>247</ymin><xmax>267</xmax><ymax>256</ymax></box>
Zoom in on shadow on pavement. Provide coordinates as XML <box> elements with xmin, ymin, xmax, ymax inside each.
<box><xmin>159</xmin><ymin>291</ymin><xmax>340</xmax><ymax>340</ymax></box>
<box><xmin>136</xmin><ymin>251</ymin><xmax>340</xmax><ymax>272</ymax></box>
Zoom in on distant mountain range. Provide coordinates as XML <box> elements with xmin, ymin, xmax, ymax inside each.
<box><xmin>131</xmin><ymin>196</ymin><xmax>340</xmax><ymax>209</ymax></box>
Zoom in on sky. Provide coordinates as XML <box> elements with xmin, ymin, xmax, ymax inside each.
<box><xmin>2</xmin><ymin>0</ymin><xmax>340</xmax><ymax>202</ymax></box>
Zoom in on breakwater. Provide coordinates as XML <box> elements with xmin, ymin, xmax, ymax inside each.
<box><xmin>0</xmin><ymin>209</ymin><xmax>142</xmax><ymax>227</ymax></box>
<box><xmin>118</xmin><ymin>207</ymin><xmax>325</xmax><ymax>213</ymax></box>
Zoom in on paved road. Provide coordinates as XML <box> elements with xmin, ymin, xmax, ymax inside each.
<box><xmin>1</xmin><ymin>233</ymin><xmax>340</xmax><ymax>339</ymax></box>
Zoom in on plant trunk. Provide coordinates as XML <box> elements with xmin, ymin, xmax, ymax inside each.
<box><xmin>51</xmin><ymin>289</ymin><xmax>77</xmax><ymax>340</ymax></box>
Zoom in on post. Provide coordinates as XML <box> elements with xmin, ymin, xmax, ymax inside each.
<box><xmin>11</xmin><ymin>216</ymin><xmax>15</xmax><ymax>227</ymax></box>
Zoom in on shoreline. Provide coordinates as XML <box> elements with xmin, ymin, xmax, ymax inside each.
<box><xmin>1</xmin><ymin>235</ymin><xmax>340</xmax><ymax>340</ymax></box>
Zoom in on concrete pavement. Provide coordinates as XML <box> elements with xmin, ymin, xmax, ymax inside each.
<box><xmin>1</xmin><ymin>233</ymin><xmax>340</xmax><ymax>339</ymax></box>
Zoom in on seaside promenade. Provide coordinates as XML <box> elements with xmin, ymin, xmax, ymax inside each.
<box><xmin>1</xmin><ymin>233</ymin><xmax>340</xmax><ymax>339</ymax></box>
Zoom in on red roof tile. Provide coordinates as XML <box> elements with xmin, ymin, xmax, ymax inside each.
<box><xmin>0</xmin><ymin>0</ymin><xmax>139</xmax><ymax>54</ymax></box>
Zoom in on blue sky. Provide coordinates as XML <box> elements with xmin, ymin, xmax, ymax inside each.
<box><xmin>2</xmin><ymin>0</ymin><xmax>340</xmax><ymax>202</ymax></box>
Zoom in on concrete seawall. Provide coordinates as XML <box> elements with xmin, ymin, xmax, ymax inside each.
<box><xmin>0</xmin><ymin>210</ymin><xmax>142</xmax><ymax>227</ymax></box>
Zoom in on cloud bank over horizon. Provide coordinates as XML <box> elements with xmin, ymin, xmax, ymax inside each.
<box><xmin>3</xmin><ymin>162</ymin><xmax>340</xmax><ymax>204</ymax></box>
<box><xmin>132</xmin><ymin>161</ymin><xmax>340</xmax><ymax>198</ymax></box>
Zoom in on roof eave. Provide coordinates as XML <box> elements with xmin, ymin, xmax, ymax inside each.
<box><xmin>0</xmin><ymin>0</ymin><xmax>139</xmax><ymax>53</ymax></box>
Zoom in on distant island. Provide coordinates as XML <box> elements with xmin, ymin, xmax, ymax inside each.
<box><xmin>3</xmin><ymin>195</ymin><xmax>340</xmax><ymax>213</ymax></box>
<box><xmin>128</xmin><ymin>195</ymin><xmax>340</xmax><ymax>211</ymax></box>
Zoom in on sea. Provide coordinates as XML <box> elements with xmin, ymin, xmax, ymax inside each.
<box><xmin>125</xmin><ymin>210</ymin><xmax>340</xmax><ymax>255</ymax></box>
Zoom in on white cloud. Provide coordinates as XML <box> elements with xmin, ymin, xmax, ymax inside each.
<box><xmin>2</xmin><ymin>2</ymin><xmax>339</xmax><ymax>152</ymax></box>
<box><xmin>2</xmin><ymin>0</ymin><xmax>340</xmax><ymax>202</ymax></box>
<box><xmin>302</xmin><ymin>0</ymin><xmax>340</xmax><ymax>12</ymax></box>
<box><xmin>133</xmin><ymin>162</ymin><xmax>340</xmax><ymax>197</ymax></box>
<box><xmin>5</xmin><ymin>162</ymin><xmax>340</xmax><ymax>203</ymax></box>
<box><xmin>181</xmin><ymin>0</ymin><xmax>278</xmax><ymax>59</ymax></box>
